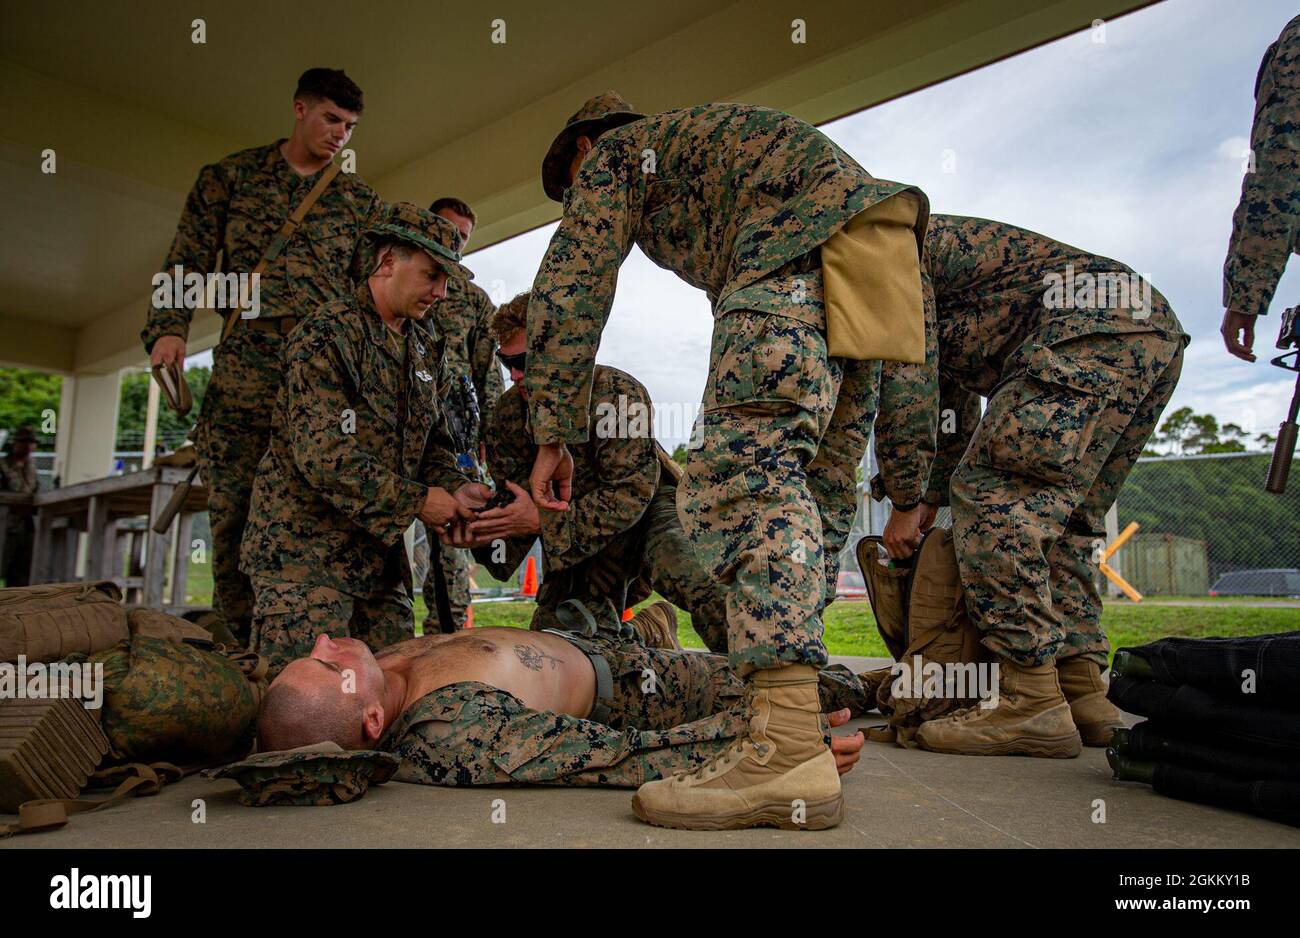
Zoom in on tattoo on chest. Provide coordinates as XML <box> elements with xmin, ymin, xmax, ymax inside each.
<box><xmin>514</xmin><ymin>643</ymin><xmax>563</xmax><ymax>672</ymax></box>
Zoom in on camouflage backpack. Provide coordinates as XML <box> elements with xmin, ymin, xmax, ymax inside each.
<box><xmin>856</xmin><ymin>527</ymin><xmax>992</xmax><ymax>745</ymax></box>
<box><xmin>85</xmin><ymin>635</ymin><xmax>265</xmax><ymax>765</ymax></box>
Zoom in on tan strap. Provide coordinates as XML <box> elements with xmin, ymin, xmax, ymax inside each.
<box><xmin>219</xmin><ymin>160</ymin><xmax>344</xmax><ymax>343</ymax></box>
<box><xmin>654</xmin><ymin>442</ymin><xmax>683</xmax><ymax>484</ymax></box>
<box><xmin>0</xmin><ymin>762</ymin><xmax>181</xmax><ymax>839</ymax></box>
<box><xmin>226</xmin><ymin>649</ymin><xmax>269</xmax><ymax>683</ymax></box>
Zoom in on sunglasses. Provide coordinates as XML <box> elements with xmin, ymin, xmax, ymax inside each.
<box><xmin>496</xmin><ymin>350</ymin><xmax>527</xmax><ymax>371</ymax></box>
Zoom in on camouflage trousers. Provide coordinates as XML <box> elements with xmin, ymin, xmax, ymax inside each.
<box><xmin>385</xmin><ymin>626</ymin><xmax>869</xmax><ymax>787</ymax></box>
<box><xmin>528</xmin><ymin>484</ymin><xmax>730</xmax><ymax>651</ymax></box>
<box><xmin>195</xmin><ymin>326</ymin><xmax>286</xmax><ymax>639</ymax></box>
<box><xmin>249</xmin><ymin>575</ymin><xmax>414</xmax><ymax>679</ymax></box>
<box><xmin>950</xmin><ymin>328</ymin><xmax>1186</xmax><ymax>667</ymax></box>
<box><xmin>560</xmin><ymin>629</ymin><xmax>868</xmax><ymax>731</ymax></box>
<box><xmin>678</xmin><ymin>310</ymin><xmax>873</xmax><ymax>676</ymax></box>
<box><xmin>419</xmin><ymin>528</ymin><xmax>472</xmax><ymax>630</ymax></box>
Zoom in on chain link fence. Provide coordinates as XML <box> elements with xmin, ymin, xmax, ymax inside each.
<box><xmin>840</xmin><ymin>447</ymin><xmax>1300</xmax><ymax>599</ymax></box>
<box><xmin>1115</xmin><ymin>451</ymin><xmax>1300</xmax><ymax>597</ymax></box>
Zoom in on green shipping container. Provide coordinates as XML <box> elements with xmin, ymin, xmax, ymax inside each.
<box><xmin>1115</xmin><ymin>532</ymin><xmax>1210</xmax><ymax>596</ymax></box>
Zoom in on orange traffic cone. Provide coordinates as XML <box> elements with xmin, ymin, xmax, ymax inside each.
<box><xmin>622</xmin><ymin>608</ymin><xmax>634</xmax><ymax>622</ymax></box>
<box><xmin>521</xmin><ymin>556</ymin><xmax>538</xmax><ymax>597</ymax></box>
<box><xmin>464</xmin><ymin>605</ymin><xmax>474</xmax><ymax>629</ymax></box>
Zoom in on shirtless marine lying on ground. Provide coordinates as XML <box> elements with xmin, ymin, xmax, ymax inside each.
<box><xmin>257</xmin><ymin>607</ymin><xmax>871</xmax><ymax>787</ymax></box>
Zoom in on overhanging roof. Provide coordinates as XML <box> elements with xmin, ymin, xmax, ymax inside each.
<box><xmin>0</xmin><ymin>0</ymin><xmax>1159</xmax><ymax>374</ymax></box>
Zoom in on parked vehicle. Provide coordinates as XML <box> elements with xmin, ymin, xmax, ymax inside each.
<box><xmin>836</xmin><ymin>570</ymin><xmax>867</xmax><ymax>599</ymax></box>
<box><xmin>1209</xmin><ymin>568</ymin><xmax>1300</xmax><ymax>598</ymax></box>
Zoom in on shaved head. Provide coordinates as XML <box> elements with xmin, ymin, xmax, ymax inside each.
<box><xmin>258</xmin><ymin>634</ymin><xmax>390</xmax><ymax>752</ymax></box>
<box><xmin>258</xmin><ymin>671</ymin><xmax>365</xmax><ymax>751</ymax></box>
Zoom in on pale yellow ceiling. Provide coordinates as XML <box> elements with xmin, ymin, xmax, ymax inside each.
<box><xmin>0</xmin><ymin>0</ymin><xmax>1159</xmax><ymax>374</ymax></box>
<box><xmin>0</xmin><ymin>0</ymin><xmax>720</xmax><ymax>181</ymax></box>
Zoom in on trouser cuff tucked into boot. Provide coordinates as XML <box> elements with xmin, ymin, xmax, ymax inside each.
<box><xmin>631</xmin><ymin>664</ymin><xmax>842</xmax><ymax>830</ymax></box>
<box><xmin>1057</xmin><ymin>656</ymin><xmax>1125</xmax><ymax>747</ymax></box>
<box><xmin>914</xmin><ymin>659</ymin><xmax>1082</xmax><ymax>758</ymax></box>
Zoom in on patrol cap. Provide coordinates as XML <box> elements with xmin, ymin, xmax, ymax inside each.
<box><xmin>367</xmin><ymin>202</ymin><xmax>475</xmax><ymax>283</ymax></box>
<box><xmin>541</xmin><ymin>91</ymin><xmax>644</xmax><ymax>202</ymax></box>
<box><xmin>203</xmin><ymin>741</ymin><xmax>400</xmax><ymax>807</ymax></box>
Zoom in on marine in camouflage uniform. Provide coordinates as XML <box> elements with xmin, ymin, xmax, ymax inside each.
<box><xmin>416</xmin><ymin>224</ymin><xmax>505</xmax><ymax>630</ymax></box>
<box><xmin>382</xmin><ymin>624</ymin><xmax>869</xmax><ymax>787</ymax></box>
<box><xmin>239</xmin><ymin>204</ymin><xmax>475</xmax><ymax>678</ymax></box>
<box><xmin>881</xmin><ymin>215</ymin><xmax>1188</xmax><ymax>756</ymax></box>
<box><xmin>894</xmin><ymin>215</ymin><xmax>1188</xmax><ymax>666</ymax></box>
<box><xmin>525</xmin><ymin>93</ymin><xmax>933</xmax><ymax>828</ymax></box>
<box><xmin>0</xmin><ymin>427</ymin><xmax>40</xmax><ymax>587</ymax></box>
<box><xmin>141</xmin><ymin>71</ymin><xmax>382</xmax><ymax>640</ymax></box>
<box><xmin>433</xmin><ymin>274</ymin><xmax>506</xmax><ymax>435</ymax></box>
<box><xmin>475</xmin><ymin>362</ymin><xmax>730</xmax><ymax>649</ymax></box>
<box><xmin>525</xmin><ymin>95</ymin><xmax>934</xmax><ymax>678</ymax></box>
<box><xmin>1222</xmin><ymin>14</ymin><xmax>1299</xmax><ymax>356</ymax></box>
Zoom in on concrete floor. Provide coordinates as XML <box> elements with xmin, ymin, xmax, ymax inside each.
<box><xmin>5</xmin><ymin>656</ymin><xmax>1298</xmax><ymax>849</ymax></box>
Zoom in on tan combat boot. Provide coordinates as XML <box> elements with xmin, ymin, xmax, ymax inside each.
<box><xmin>631</xmin><ymin>664</ymin><xmax>842</xmax><ymax>830</ymax></box>
<box><xmin>630</xmin><ymin>601</ymin><xmax>682</xmax><ymax>650</ymax></box>
<box><xmin>915</xmin><ymin>659</ymin><xmax>1082</xmax><ymax>758</ymax></box>
<box><xmin>1057</xmin><ymin>656</ymin><xmax>1124</xmax><ymax>747</ymax></box>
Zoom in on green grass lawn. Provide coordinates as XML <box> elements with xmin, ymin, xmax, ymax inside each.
<box><xmin>1139</xmin><ymin>595</ymin><xmax>1300</xmax><ymax>605</ymax></box>
<box><xmin>184</xmin><ymin>561</ymin><xmax>1299</xmax><ymax>660</ymax></box>
<box><xmin>415</xmin><ymin>594</ymin><xmax>1300</xmax><ymax>661</ymax></box>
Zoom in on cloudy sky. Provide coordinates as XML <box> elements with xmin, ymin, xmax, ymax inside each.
<box><xmin>463</xmin><ymin>0</ymin><xmax>1298</xmax><ymax>451</ymax></box>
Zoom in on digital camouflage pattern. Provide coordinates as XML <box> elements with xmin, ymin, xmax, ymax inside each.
<box><xmin>421</xmin><ymin>278</ymin><xmax>505</xmax><ymax>441</ymax></box>
<box><xmin>87</xmin><ymin>636</ymin><xmax>260</xmax><ymax>764</ymax></box>
<box><xmin>141</xmin><ymin>142</ymin><xmax>382</xmax><ymax>349</ymax></box>
<box><xmin>141</xmin><ymin>142</ymin><xmax>382</xmax><ymax>636</ymax></box>
<box><xmin>241</xmin><ymin>281</ymin><xmax>468</xmax><ymax>594</ymax></box>
<box><xmin>906</xmin><ymin>215</ymin><xmax>1189</xmax><ymax>667</ymax></box>
<box><xmin>687</xmin><ymin>294</ymin><xmax>938</xmax><ymax>676</ymax></box>
<box><xmin>204</xmin><ymin>742</ymin><xmax>400</xmax><ymax>807</ymax></box>
<box><xmin>249</xmin><ymin>576</ymin><xmax>414</xmax><ymax>679</ymax></box>
<box><xmin>197</xmin><ymin>329</ymin><xmax>285</xmax><ymax>636</ymax></box>
<box><xmin>524</xmin><ymin>101</ymin><xmax>924</xmax><ymax>443</ymax></box>
<box><xmin>381</xmin><ymin>627</ymin><xmax>869</xmax><ymax>787</ymax></box>
<box><xmin>476</xmin><ymin>366</ymin><xmax>728</xmax><ymax>648</ymax></box>
<box><xmin>1223</xmin><ymin>14</ymin><xmax>1300</xmax><ymax>318</ymax></box>
<box><xmin>417</xmin><ymin>277</ymin><xmax>504</xmax><ymax>628</ymax></box>
<box><xmin>240</xmin><ymin>280</ymin><xmax>470</xmax><ymax>669</ymax></box>
<box><xmin>524</xmin><ymin>100</ymin><xmax>933</xmax><ymax>676</ymax></box>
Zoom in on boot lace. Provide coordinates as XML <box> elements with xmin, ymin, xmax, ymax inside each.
<box><xmin>679</xmin><ymin>686</ymin><xmax>769</xmax><ymax>782</ymax></box>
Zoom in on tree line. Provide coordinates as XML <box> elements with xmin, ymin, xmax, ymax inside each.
<box><xmin>0</xmin><ymin>365</ymin><xmax>209</xmax><ymax>452</ymax></box>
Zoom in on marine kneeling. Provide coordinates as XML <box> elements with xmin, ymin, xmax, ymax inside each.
<box><xmin>444</xmin><ymin>291</ymin><xmax>730</xmax><ymax>653</ymax></box>
<box><xmin>239</xmin><ymin>202</ymin><xmax>491</xmax><ymax>679</ymax></box>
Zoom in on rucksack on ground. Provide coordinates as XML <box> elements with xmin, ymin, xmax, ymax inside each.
<box><xmin>856</xmin><ymin>527</ymin><xmax>992</xmax><ymax>745</ymax></box>
<box><xmin>0</xmin><ymin>581</ymin><xmax>129</xmax><ymax>665</ymax></box>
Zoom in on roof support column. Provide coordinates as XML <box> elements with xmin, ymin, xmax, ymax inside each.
<box><xmin>57</xmin><ymin>368</ymin><xmax>123</xmax><ymax>486</ymax></box>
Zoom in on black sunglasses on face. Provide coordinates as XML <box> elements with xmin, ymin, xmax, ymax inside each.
<box><xmin>497</xmin><ymin>350</ymin><xmax>527</xmax><ymax>371</ymax></box>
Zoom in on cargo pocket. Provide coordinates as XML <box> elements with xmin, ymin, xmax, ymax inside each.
<box><xmin>704</xmin><ymin>313</ymin><xmax>824</xmax><ymax>413</ymax></box>
<box><xmin>977</xmin><ymin>343</ymin><xmax>1123</xmax><ymax>487</ymax></box>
